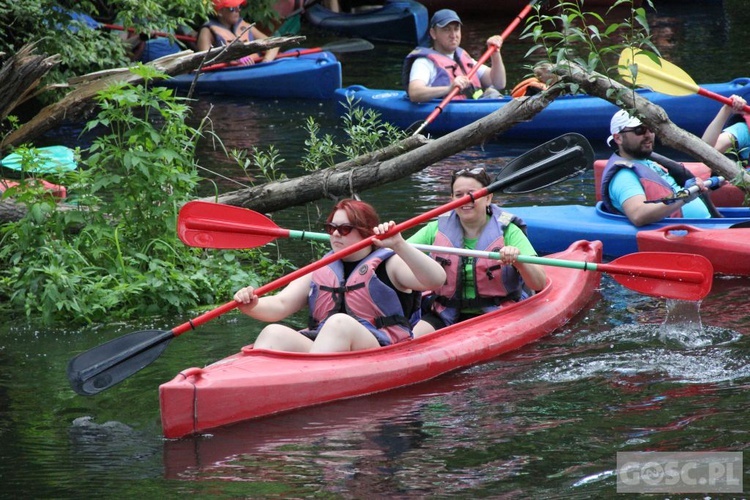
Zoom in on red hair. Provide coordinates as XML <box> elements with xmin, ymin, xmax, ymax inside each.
<box><xmin>327</xmin><ymin>199</ymin><xmax>379</xmax><ymax>237</ymax></box>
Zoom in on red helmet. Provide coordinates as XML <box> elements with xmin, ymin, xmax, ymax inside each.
<box><xmin>212</xmin><ymin>0</ymin><xmax>246</xmax><ymax>11</ymax></box>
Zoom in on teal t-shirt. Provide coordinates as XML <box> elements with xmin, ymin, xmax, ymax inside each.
<box><xmin>406</xmin><ymin>216</ymin><xmax>537</xmax><ymax>302</ymax></box>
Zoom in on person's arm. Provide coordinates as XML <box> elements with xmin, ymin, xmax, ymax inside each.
<box><xmin>479</xmin><ymin>35</ymin><xmax>506</xmax><ymax>90</ymax></box>
<box><xmin>503</xmin><ymin>224</ymin><xmax>546</xmax><ymax>291</ymax></box>
<box><xmin>250</xmin><ymin>26</ymin><xmax>280</xmax><ymax>62</ymax></box>
<box><xmin>196</xmin><ymin>26</ymin><xmax>214</xmax><ymax>52</ymax></box>
<box><xmin>233</xmin><ymin>274</ymin><xmax>312</xmax><ymax>322</ymax></box>
<box><xmin>620</xmin><ymin>191</ymin><xmax>704</xmax><ymax>227</ymax></box>
<box><xmin>702</xmin><ymin>94</ymin><xmax>746</xmax><ymax>152</ymax></box>
<box><xmin>374</xmin><ymin>221</ymin><xmax>446</xmax><ymax>291</ymax></box>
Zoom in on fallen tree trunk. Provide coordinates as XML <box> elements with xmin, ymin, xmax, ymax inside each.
<box><xmin>202</xmin><ymin>86</ymin><xmax>564</xmax><ymax>212</ymax></box>
<box><xmin>560</xmin><ymin>62</ymin><xmax>750</xmax><ymax>187</ymax></box>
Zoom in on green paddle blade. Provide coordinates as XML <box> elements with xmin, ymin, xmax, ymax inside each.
<box><xmin>68</xmin><ymin>329</ymin><xmax>174</xmax><ymax>396</ymax></box>
<box><xmin>496</xmin><ymin>133</ymin><xmax>594</xmax><ymax>193</ymax></box>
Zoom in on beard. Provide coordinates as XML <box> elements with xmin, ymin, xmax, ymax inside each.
<box><xmin>621</xmin><ymin>139</ymin><xmax>653</xmax><ymax>158</ymax></box>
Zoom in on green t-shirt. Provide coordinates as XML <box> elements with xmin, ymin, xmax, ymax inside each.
<box><xmin>406</xmin><ymin>216</ymin><xmax>537</xmax><ymax>302</ymax></box>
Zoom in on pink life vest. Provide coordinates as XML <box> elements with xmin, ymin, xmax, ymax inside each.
<box><xmin>429</xmin><ymin>205</ymin><xmax>526</xmax><ymax>326</ymax></box>
<box><xmin>402</xmin><ymin>47</ymin><xmax>482</xmax><ymax>99</ymax></box>
<box><xmin>307</xmin><ymin>248</ymin><xmax>419</xmax><ymax>346</ymax></box>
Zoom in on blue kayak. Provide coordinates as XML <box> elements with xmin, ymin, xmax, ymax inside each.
<box><xmin>165</xmin><ymin>50</ymin><xmax>342</xmax><ymax>99</ymax></box>
<box><xmin>304</xmin><ymin>0</ymin><xmax>429</xmax><ymax>45</ymax></box>
<box><xmin>334</xmin><ymin>78</ymin><xmax>750</xmax><ymax>140</ymax></box>
<box><xmin>508</xmin><ymin>203</ymin><xmax>750</xmax><ymax>258</ymax></box>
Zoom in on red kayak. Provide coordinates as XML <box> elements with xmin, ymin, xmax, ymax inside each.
<box><xmin>637</xmin><ymin>224</ymin><xmax>750</xmax><ymax>276</ymax></box>
<box><xmin>159</xmin><ymin>240</ymin><xmax>602</xmax><ymax>439</ymax></box>
<box><xmin>0</xmin><ymin>178</ymin><xmax>67</xmax><ymax>198</ymax></box>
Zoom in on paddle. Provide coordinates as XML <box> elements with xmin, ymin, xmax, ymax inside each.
<box><xmin>618</xmin><ymin>48</ymin><xmax>750</xmax><ymax>113</ymax></box>
<box><xmin>67</xmin><ymin>133</ymin><xmax>590</xmax><ymax>396</ymax></box>
<box><xmin>1</xmin><ymin>145</ymin><xmax>77</xmax><ymax>174</ymax></box>
<box><xmin>410</xmin><ymin>0</ymin><xmax>542</xmax><ymax>136</ymax></box>
<box><xmin>200</xmin><ymin>38</ymin><xmax>374</xmax><ymax>72</ymax></box>
<box><xmin>644</xmin><ymin>176</ymin><xmax>724</xmax><ymax>205</ymax></box>
<box><xmin>177</xmin><ymin>202</ymin><xmax>713</xmax><ymax>302</ymax></box>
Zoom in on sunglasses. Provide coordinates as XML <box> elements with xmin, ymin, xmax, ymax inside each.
<box><xmin>324</xmin><ymin>222</ymin><xmax>358</xmax><ymax>236</ymax></box>
<box><xmin>454</xmin><ymin>167</ymin><xmax>486</xmax><ymax>176</ymax></box>
<box><xmin>223</xmin><ymin>6</ymin><xmax>240</xmax><ymax>12</ymax></box>
<box><xmin>619</xmin><ymin>125</ymin><xmax>651</xmax><ymax>136</ymax></box>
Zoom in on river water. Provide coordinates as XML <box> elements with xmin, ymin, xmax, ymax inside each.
<box><xmin>3</xmin><ymin>2</ymin><xmax>749</xmax><ymax>498</ymax></box>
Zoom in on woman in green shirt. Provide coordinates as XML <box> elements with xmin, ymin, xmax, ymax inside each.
<box><xmin>407</xmin><ymin>167</ymin><xmax>547</xmax><ymax>336</ymax></box>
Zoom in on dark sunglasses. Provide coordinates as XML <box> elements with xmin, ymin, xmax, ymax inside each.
<box><xmin>451</xmin><ymin>166</ymin><xmax>491</xmax><ymax>186</ymax></box>
<box><xmin>619</xmin><ymin>125</ymin><xmax>651</xmax><ymax>136</ymax></box>
<box><xmin>324</xmin><ymin>222</ymin><xmax>357</xmax><ymax>236</ymax></box>
<box><xmin>223</xmin><ymin>6</ymin><xmax>240</xmax><ymax>12</ymax></box>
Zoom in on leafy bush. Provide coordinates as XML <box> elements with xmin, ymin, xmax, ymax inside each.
<box><xmin>0</xmin><ymin>66</ymin><xmax>288</xmax><ymax>324</ymax></box>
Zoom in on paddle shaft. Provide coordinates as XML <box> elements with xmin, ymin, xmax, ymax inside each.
<box><xmin>412</xmin><ymin>0</ymin><xmax>540</xmax><ymax>136</ymax></box>
<box><xmin>633</xmin><ymin>56</ymin><xmax>750</xmax><ymax>113</ymax></box>
<box><xmin>170</xmin><ymin>181</ymin><xmax>526</xmax><ymax>336</ymax></box>
<box><xmin>202</xmin><ymin>47</ymin><xmax>326</xmax><ymax>72</ymax></box>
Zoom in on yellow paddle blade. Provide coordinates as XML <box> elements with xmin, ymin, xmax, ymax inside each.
<box><xmin>618</xmin><ymin>48</ymin><xmax>700</xmax><ymax>96</ymax></box>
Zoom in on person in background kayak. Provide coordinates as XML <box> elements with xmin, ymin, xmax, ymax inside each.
<box><xmin>197</xmin><ymin>0</ymin><xmax>279</xmax><ymax>65</ymax></box>
<box><xmin>601</xmin><ymin>109</ymin><xmax>716</xmax><ymax>227</ymax></box>
<box><xmin>701</xmin><ymin>94</ymin><xmax>750</xmax><ymax>168</ymax></box>
<box><xmin>407</xmin><ymin>167</ymin><xmax>546</xmax><ymax>337</ymax></box>
<box><xmin>234</xmin><ymin>199</ymin><xmax>446</xmax><ymax>353</ymax></box>
<box><xmin>403</xmin><ymin>9</ymin><xmax>506</xmax><ymax>103</ymax></box>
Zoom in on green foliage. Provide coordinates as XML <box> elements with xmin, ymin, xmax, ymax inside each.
<box><xmin>0</xmin><ymin>67</ymin><xmax>289</xmax><ymax>324</ymax></box>
<box><xmin>521</xmin><ymin>0</ymin><xmax>656</xmax><ymax>90</ymax></box>
<box><xmin>300</xmin><ymin>97</ymin><xmax>407</xmax><ymax>172</ymax></box>
<box><xmin>0</xmin><ymin>0</ymin><xmax>224</xmax><ymax>102</ymax></box>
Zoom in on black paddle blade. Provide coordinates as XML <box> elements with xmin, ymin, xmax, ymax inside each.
<box><xmin>67</xmin><ymin>329</ymin><xmax>174</xmax><ymax>396</ymax></box>
<box><xmin>495</xmin><ymin>133</ymin><xmax>594</xmax><ymax>194</ymax></box>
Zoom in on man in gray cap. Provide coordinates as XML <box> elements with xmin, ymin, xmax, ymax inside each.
<box><xmin>600</xmin><ymin>109</ymin><xmax>715</xmax><ymax>226</ymax></box>
<box><xmin>403</xmin><ymin>9</ymin><xmax>506</xmax><ymax>103</ymax></box>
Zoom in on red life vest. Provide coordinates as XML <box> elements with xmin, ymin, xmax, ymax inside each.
<box><xmin>429</xmin><ymin>206</ymin><xmax>526</xmax><ymax>326</ymax></box>
<box><xmin>402</xmin><ymin>47</ymin><xmax>482</xmax><ymax>100</ymax></box>
<box><xmin>307</xmin><ymin>248</ymin><xmax>420</xmax><ymax>346</ymax></box>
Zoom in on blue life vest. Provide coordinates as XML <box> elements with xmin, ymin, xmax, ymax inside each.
<box><xmin>601</xmin><ymin>153</ymin><xmax>684</xmax><ymax>217</ymax></box>
<box><xmin>202</xmin><ymin>19</ymin><xmax>256</xmax><ymax>47</ymax></box>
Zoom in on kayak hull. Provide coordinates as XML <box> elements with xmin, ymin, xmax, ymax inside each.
<box><xmin>334</xmin><ymin>79</ymin><xmax>750</xmax><ymax>140</ymax></box>
<box><xmin>637</xmin><ymin>225</ymin><xmax>750</xmax><ymax>276</ymax></box>
<box><xmin>164</xmin><ymin>51</ymin><xmax>342</xmax><ymax>99</ymax></box>
<box><xmin>160</xmin><ymin>240</ymin><xmax>602</xmax><ymax>439</ymax></box>
<box><xmin>509</xmin><ymin>203</ymin><xmax>750</xmax><ymax>259</ymax></box>
<box><xmin>304</xmin><ymin>0</ymin><xmax>429</xmax><ymax>45</ymax></box>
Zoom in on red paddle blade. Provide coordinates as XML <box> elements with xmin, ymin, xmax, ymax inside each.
<box><xmin>178</xmin><ymin>201</ymin><xmax>288</xmax><ymax>249</ymax></box>
<box><xmin>604</xmin><ymin>252</ymin><xmax>713</xmax><ymax>301</ymax></box>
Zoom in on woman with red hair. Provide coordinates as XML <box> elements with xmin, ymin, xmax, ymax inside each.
<box><xmin>197</xmin><ymin>0</ymin><xmax>279</xmax><ymax>64</ymax></box>
<box><xmin>234</xmin><ymin>199</ymin><xmax>446</xmax><ymax>353</ymax></box>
